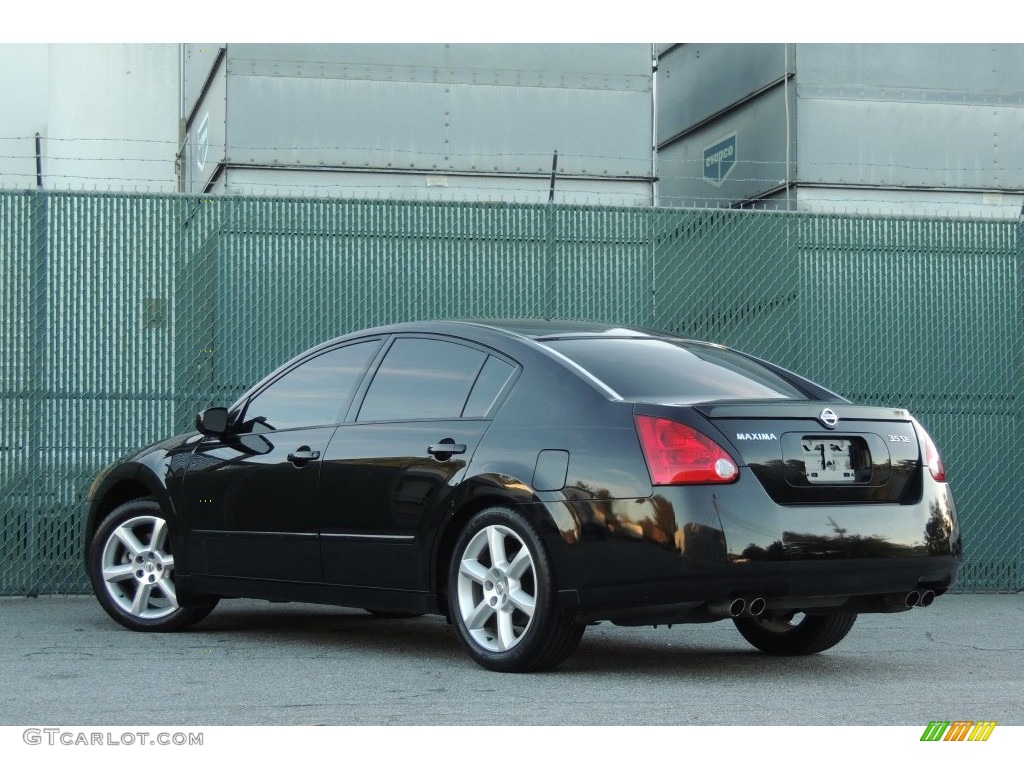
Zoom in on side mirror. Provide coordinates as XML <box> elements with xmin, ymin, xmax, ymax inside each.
<box><xmin>196</xmin><ymin>407</ymin><xmax>230</xmax><ymax>437</ymax></box>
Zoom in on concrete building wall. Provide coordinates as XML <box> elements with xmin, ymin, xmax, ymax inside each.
<box><xmin>46</xmin><ymin>45</ymin><xmax>179</xmax><ymax>193</ymax></box>
<box><xmin>0</xmin><ymin>45</ymin><xmax>50</xmax><ymax>190</ymax></box>
<box><xmin>0</xmin><ymin>44</ymin><xmax>179</xmax><ymax>193</ymax></box>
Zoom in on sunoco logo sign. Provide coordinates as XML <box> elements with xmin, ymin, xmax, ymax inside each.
<box><xmin>703</xmin><ymin>132</ymin><xmax>737</xmax><ymax>186</ymax></box>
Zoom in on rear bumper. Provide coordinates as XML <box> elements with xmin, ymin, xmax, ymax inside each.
<box><xmin>543</xmin><ymin>473</ymin><xmax>961</xmax><ymax>622</ymax></box>
<box><xmin>564</xmin><ymin>554</ymin><xmax>960</xmax><ymax>623</ymax></box>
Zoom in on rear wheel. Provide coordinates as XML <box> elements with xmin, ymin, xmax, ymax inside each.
<box><xmin>448</xmin><ymin>507</ymin><xmax>583</xmax><ymax>672</ymax></box>
<box><xmin>733</xmin><ymin>611</ymin><xmax>857</xmax><ymax>655</ymax></box>
<box><xmin>88</xmin><ymin>498</ymin><xmax>217</xmax><ymax>632</ymax></box>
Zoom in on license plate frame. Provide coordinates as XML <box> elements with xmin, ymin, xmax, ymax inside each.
<box><xmin>802</xmin><ymin>438</ymin><xmax>856</xmax><ymax>484</ymax></box>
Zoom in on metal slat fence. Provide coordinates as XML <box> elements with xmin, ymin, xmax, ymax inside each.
<box><xmin>0</xmin><ymin>191</ymin><xmax>1020</xmax><ymax>593</ymax></box>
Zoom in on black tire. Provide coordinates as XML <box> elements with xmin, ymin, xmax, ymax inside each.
<box><xmin>733</xmin><ymin>611</ymin><xmax>857</xmax><ymax>655</ymax></box>
<box><xmin>447</xmin><ymin>507</ymin><xmax>584</xmax><ymax>672</ymax></box>
<box><xmin>87</xmin><ymin>498</ymin><xmax>218</xmax><ymax>632</ymax></box>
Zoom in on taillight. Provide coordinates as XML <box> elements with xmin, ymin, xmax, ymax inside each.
<box><xmin>912</xmin><ymin>419</ymin><xmax>946</xmax><ymax>482</ymax></box>
<box><xmin>635</xmin><ymin>415</ymin><xmax>738</xmax><ymax>485</ymax></box>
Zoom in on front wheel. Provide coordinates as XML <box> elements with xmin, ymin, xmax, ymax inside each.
<box><xmin>88</xmin><ymin>498</ymin><xmax>217</xmax><ymax>632</ymax></box>
<box><xmin>448</xmin><ymin>508</ymin><xmax>583</xmax><ymax>672</ymax></box>
<box><xmin>733</xmin><ymin>611</ymin><xmax>857</xmax><ymax>655</ymax></box>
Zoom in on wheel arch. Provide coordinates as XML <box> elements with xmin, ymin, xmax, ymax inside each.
<box><xmin>84</xmin><ymin>466</ymin><xmax>176</xmax><ymax>562</ymax></box>
<box><xmin>429</xmin><ymin>473</ymin><xmax>578</xmax><ymax>613</ymax></box>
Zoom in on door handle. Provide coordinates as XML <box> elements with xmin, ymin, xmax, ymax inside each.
<box><xmin>287</xmin><ymin>446</ymin><xmax>321</xmax><ymax>465</ymax></box>
<box><xmin>428</xmin><ymin>439</ymin><xmax>467</xmax><ymax>459</ymax></box>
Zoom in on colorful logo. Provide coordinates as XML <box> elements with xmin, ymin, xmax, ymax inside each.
<box><xmin>920</xmin><ymin>721</ymin><xmax>997</xmax><ymax>741</ymax></box>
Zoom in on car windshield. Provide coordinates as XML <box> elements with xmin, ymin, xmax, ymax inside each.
<box><xmin>542</xmin><ymin>338</ymin><xmax>807</xmax><ymax>403</ymax></box>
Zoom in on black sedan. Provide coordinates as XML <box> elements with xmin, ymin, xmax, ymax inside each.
<box><xmin>84</xmin><ymin>320</ymin><xmax>960</xmax><ymax>672</ymax></box>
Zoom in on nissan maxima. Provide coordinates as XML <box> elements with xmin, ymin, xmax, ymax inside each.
<box><xmin>84</xmin><ymin>320</ymin><xmax>960</xmax><ymax>672</ymax></box>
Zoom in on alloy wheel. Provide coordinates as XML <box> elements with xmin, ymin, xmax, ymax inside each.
<box><xmin>99</xmin><ymin>515</ymin><xmax>179</xmax><ymax>620</ymax></box>
<box><xmin>455</xmin><ymin>524</ymin><xmax>537</xmax><ymax>652</ymax></box>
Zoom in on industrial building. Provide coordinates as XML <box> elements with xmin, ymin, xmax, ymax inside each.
<box><xmin>655</xmin><ymin>44</ymin><xmax>1024</xmax><ymax>217</ymax></box>
<box><xmin>180</xmin><ymin>44</ymin><xmax>654</xmax><ymax>205</ymax></box>
<box><xmin>3</xmin><ymin>43</ymin><xmax>1022</xmax><ymax>218</ymax></box>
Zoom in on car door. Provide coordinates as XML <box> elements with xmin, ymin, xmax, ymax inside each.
<box><xmin>182</xmin><ymin>339</ymin><xmax>383</xmax><ymax>582</ymax></box>
<box><xmin>318</xmin><ymin>336</ymin><xmax>517</xmax><ymax>590</ymax></box>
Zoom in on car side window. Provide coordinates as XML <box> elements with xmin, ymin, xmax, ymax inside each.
<box><xmin>462</xmin><ymin>356</ymin><xmax>516</xmax><ymax>417</ymax></box>
<box><xmin>357</xmin><ymin>337</ymin><xmax>486</xmax><ymax>422</ymax></box>
<box><xmin>243</xmin><ymin>340</ymin><xmax>382</xmax><ymax>432</ymax></box>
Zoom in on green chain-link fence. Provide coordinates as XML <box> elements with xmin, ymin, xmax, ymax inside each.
<box><xmin>1</xmin><ymin>190</ymin><xmax>1020</xmax><ymax>593</ymax></box>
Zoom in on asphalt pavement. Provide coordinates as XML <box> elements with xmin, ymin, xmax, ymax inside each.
<box><xmin>1</xmin><ymin>593</ymin><xmax>1020</xmax><ymax>726</ymax></box>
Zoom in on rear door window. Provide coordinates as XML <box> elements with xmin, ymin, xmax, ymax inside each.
<box><xmin>357</xmin><ymin>337</ymin><xmax>487</xmax><ymax>421</ymax></box>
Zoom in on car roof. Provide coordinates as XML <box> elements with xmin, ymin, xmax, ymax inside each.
<box><xmin>446</xmin><ymin>318</ymin><xmax>667</xmax><ymax>341</ymax></box>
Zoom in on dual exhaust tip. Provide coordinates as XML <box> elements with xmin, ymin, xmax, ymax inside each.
<box><xmin>711</xmin><ymin>589</ymin><xmax>936</xmax><ymax>618</ymax></box>
<box><xmin>904</xmin><ymin>589</ymin><xmax>936</xmax><ymax>608</ymax></box>
<box><xmin>709</xmin><ymin>596</ymin><xmax>766</xmax><ymax>619</ymax></box>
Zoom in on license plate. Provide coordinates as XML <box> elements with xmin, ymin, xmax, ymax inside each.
<box><xmin>802</xmin><ymin>438</ymin><xmax>855</xmax><ymax>483</ymax></box>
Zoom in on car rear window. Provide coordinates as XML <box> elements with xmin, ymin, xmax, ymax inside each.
<box><xmin>542</xmin><ymin>338</ymin><xmax>807</xmax><ymax>403</ymax></box>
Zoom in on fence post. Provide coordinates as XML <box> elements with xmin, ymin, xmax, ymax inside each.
<box><xmin>26</xmin><ymin>189</ymin><xmax>48</xmax><ymax>595</ymax></box>
<box><xmin>1017</xmin><ymin>213</ymin><xmax>1024</xmax><ymax>591</ymax></box>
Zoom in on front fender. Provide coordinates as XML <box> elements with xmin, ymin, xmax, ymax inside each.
<box><xmin>82</xmin><ymin>438</ymin><xmax>195</xmax><ymax>570</ymax></box>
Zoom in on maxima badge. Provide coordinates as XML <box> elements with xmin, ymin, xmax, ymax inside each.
<box><xmin>819</xmin><ymin>408</ymin><xmax>839</xmax><ymax>429</ymax></box>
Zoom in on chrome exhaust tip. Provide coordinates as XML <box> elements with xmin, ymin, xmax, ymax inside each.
<box><xmin>747</xmin><ymin>597</ymin><xmax>766</xmax><ymax>617</ymax></box>
<box><xmin>905</xmin><ymin>590</ymin><xmax>921</xmax><ymax>608</ymax></box>
<box><xmin>918</xmin><ymin>589</ymin><xmax>935</xmax><ymax>607</ymax></box>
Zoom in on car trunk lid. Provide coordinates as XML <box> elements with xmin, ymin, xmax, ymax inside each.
<box><xmin>695</xmin><ymin>402</ymin><xmax>921</xmax><ymax>504</ymax></box>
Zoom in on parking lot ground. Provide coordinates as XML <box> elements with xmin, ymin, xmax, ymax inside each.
<box><xmin>1</xmin><ymin>593</ymin><xmax>1021</xmax><ymax>726</ymax></box>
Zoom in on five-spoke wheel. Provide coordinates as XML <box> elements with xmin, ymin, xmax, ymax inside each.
<box><xmin>455</xmin><ymin>523</ymin><xmax>537</xmax><ymax>652</ymax></box>
<box><xmin>448</xmin><ymin>507</ymin><xmax>583</xmax><ymax>672</ymax></box>
<box><xmin>88</xmin><ymin>499</ymin><xmax>217</xmax><ymax>631</ymax></box>
<box><xmin>99</xmin><ymin>514</ymin><xmax>178</xmax><ymax>620</ymax></box>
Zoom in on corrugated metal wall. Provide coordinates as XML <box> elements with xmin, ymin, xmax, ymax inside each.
<box><xmin>1</xmin><ymin>191</ymin><xmax>1020</xmax><ymax>593</ymax></box>
<box><xmin>656</xmin><ymin>43</ymin><xmax>1024</xmax><ymax>217</ymax></box>
<box><xmin>182</xmin><ymin>44</ymin><xmax>654</xmax><ymax>205</ymax></box>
